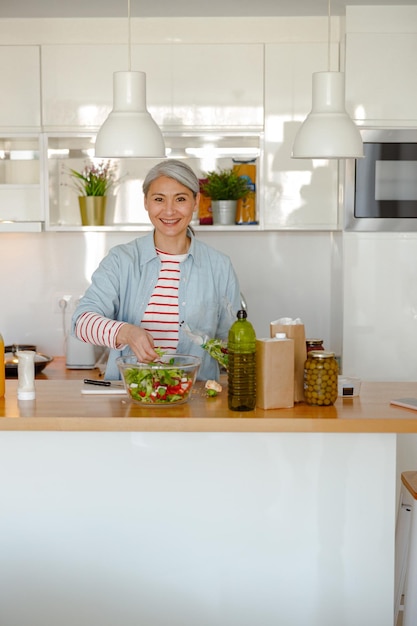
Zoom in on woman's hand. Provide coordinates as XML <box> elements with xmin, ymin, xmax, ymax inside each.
<box><xmin>116</xmin><ymin>323</ymin><xmax>160</xmax><ymax>362</ymax></box>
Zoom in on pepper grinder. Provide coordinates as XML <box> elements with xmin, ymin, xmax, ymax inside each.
<box><xmin>16</xmin><ymin>350</ymin><xmax>36</xmax><ymax>401</ymax></box>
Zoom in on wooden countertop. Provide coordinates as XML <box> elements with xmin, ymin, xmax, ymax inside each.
<box><xmin>2</xmin><ymin>357</ymin><xmax>417</xmax><ymax>432</ymax></box>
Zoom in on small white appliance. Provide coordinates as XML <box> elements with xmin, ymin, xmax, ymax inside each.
<box><xmin>66</xmin><ymin>334</ymin><xmax>96</xmax><ymax>369</ymax></box>
<box><xmin>59</xmin><ymin>297</ymin><xmax>96</xmax><ymax>369</ymax></box>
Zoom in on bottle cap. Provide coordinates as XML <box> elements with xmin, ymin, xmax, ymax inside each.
<box><xmin>237</xmin><ymin>309</ymin><xmax>247</xmax><ymax>319</ymax></box>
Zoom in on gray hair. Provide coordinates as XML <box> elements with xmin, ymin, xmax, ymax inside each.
<box><xmin>142</xmin><ymin>159</ymin><xmax>200</xmax><ymax>197</ymax></box>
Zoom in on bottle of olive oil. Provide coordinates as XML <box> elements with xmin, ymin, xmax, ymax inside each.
<box><xmin>0</xmin><ymin>333</ymin><xmax>5</xmax><ymax>398</ymax></box>
<box><xmin>227</xmin><ymin>310</ymin><xmax>256</xmax><ymax>411</ymax></box>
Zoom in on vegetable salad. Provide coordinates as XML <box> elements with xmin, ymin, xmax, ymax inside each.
<box><xmin>123</xmin><ymin>358</ymin><xmax>195</xmax><ymax>405</ymax></box>
<box><xmin>201</xmin><ymin>338</ymin><xmax>229</xmax><ymax>370</ymax></box>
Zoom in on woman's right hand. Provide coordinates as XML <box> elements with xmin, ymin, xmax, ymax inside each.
<box><xmin>116</xmin><ymin>323</ymin><xmax>160</xmax><ymax>362</ymax></box>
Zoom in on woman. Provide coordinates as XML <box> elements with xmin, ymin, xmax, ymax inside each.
<box><xmin>72</xmin><ymin>159</ymin><xmax>242</xmax><ymax>381</ymax></box>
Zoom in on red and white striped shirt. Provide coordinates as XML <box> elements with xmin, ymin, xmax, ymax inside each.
<box><xmin>141</xmin><ymin>249</ymin><xmax>185</xmax><ymax>352</ymax></box>
<box><xmin>74</xmin><ymin>249</ymin><xmax>186</xmax><ymax>351</ymax></box>
<box><xmin>75</xmin><ymin>311</ymin><xmax>125</xmax><ymax>349</ymax></box>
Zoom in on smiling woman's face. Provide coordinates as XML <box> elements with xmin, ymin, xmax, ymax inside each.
<box><xmin>144</xmin><ymin>175</ymin><xmax>199</xmax><ymax>241</ymax></box>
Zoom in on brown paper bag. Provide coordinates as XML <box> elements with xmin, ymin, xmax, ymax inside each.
<box><xmin>256</xmin><ymin>338</ymin><xmax>294</xmax><ymax>409</ymax></box>
<box><xmin>270</xmin><ymin>322</ymin><xmax>306</xmax><ymax>402</ymax></box>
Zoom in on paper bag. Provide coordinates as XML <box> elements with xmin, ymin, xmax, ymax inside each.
<box><xmin>256</xmin><ymin>338</ymin><xmax>294</xmax><ymax>409</ymax></box>
<box><xmin>270</xmin><ymin>321</ymin><xmax>306</xmax><ymax>402</ymax></box>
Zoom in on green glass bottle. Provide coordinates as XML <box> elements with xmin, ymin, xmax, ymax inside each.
<box><xmin>228</xmin><ymin>309</ymin><xmax>256</xmax><ymax>411</ymax></box>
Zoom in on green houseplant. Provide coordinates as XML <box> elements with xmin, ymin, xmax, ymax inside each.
<box><xmin>201</xmin><ymin>168</ymin><xmax>249</xmax><ymax>225</ymax></box>
<box><xmin>202</xmin><ymin>168</ymin><xmax>249</xmax><ymax>201</ymax></box>
<box><xmin>69</xmin><ymin>160</ymin><xmax>115</xmax><ymax>197</ymax></box>
<box><xmin>69</xmin><ymin>160</ymin><xmax>116</xmax><ymax>226</ymax></box>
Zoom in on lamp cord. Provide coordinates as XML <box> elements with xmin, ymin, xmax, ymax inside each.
<box><xmin>127</xmin><ymin>0</ymin><xmax>132</xmax><ymax>71</ymax></box>
<box><xmin>58</xmin><ymin>298</ymin><xmax>68</xmax><ymax>355</ymax></box>
<box><xmin>327</xmin><ymin>0</ymin><xmax>331</xmax><ymax>71</ymax></box>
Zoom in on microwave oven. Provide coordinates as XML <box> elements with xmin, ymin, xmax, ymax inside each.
<box><xmin>344</xmin><ymin>128</ymin><xmax>417</xmax><ymax>232</ymax></box>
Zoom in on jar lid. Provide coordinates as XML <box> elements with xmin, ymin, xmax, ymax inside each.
<box><xmin>306</xmin><ymin>339</ymin><xmax>323</xmax><ymax>345</ymax></box>
<box><xmin>275</xmin><ymin>333</ymin><xmax>287</xmax><ymax>339</ymax></box>
<box><xmin>308</xmin><ymin>350</ymin><xmax>335</xmax><ymax>358</ymax></box>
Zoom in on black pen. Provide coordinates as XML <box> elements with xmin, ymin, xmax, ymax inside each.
<box><xmin>83</xmin><ymin>379</ymin><xmax>111</xmax><ymax>386</ymax></box>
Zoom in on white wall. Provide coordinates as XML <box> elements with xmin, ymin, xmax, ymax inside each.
<box><xmin>0</xmin><ymin>229</ymin><xmax>342</xmax><ymax>357</ymax></box>
<box><xmin>343</xmin><ymin>233</ymin><xmax>417</xmax><ymax>381</ymax></box>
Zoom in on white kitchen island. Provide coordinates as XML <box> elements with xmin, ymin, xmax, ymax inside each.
<box><xmin>0</xmin><ymin>378</ymin><xmax>410</xmax><ymax>626</ymax></box>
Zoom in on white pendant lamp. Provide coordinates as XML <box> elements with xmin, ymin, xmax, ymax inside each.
<box><xmin>292</xmin><ymin>0</ymin><xmax>363</xmax><ymax>159</ymax></box>
<box><xmin>95</xmin><ymin>0</ymin><xmax>165</xmax><ymax>158</ymax></box>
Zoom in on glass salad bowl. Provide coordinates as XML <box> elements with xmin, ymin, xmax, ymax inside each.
<box><xmin>116</xmin><ymin>354</ymin><xmax>201</xmax><ymax>406</ymax></box>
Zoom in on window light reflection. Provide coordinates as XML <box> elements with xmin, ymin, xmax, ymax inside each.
<box><xmin>354</xmin><ymin>104</ymin><xmax>365</xmax><ymax>121</ymax></box>
<box><xmin>265</xmin><ymin>113</ymin><xmax>336</xmax><ymax>226</ymax></box>
<box><xmin>83</xmin><ymin>232</ymin><xmax>107</xmax><ymax>285</ymax></box>
<box><xmin>78</xmin><ymin>105</ymin><xmax>104</xmax><ymax>128</ymax></box>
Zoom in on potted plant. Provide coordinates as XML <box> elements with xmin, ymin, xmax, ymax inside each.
<box><xmin>202</xmin><ymin>168</ymin><xmax>249</xmax><ymax>225</ymax></box>
<box><xmin>69</xmin><ymin>160</ymin><xmax>116</xmax><ymax>226</ymax></box>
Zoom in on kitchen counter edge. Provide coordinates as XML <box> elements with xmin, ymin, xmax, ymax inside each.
<box><xmin>1</xmin><ymin>379</ymin><xmax>417</xmax><ymax>433</ymax></box>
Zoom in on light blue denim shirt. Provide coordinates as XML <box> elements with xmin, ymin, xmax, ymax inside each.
<box><xmin>72</xmin><ymin>229</ymin><xmax>241</xmax><ymax>381</ymax></box>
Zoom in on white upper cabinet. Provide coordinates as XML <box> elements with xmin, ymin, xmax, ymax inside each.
<box><xmin>41</xmin><ymin>45</ymin><xmax>126</xmax><ymax>130</ymax></box>
<box><xmin>345</xmin><ymin>33</ymin><xmax>417</xmax><ymax>125</ymax></box>
<box><xmin>0</xmin><ymin>135</ymin><xmax>43</xmax><ymax>232</ymax></box>
<box><xmin>263</xmin><ymin>43</ymin><xmax>339</xmax><ymax>229</ymax></box>
<box><xmin>149</xmin><ymin>44</ymin><xmax>263</xmax><ymax>129</ymax></box>
<box><xmin>41</xmin><ymin>44</ymin><xmax>263</xmax><ymax>131</ymax></box>
<box><xmin>0</xmin><ymin>44</ymin><xmax>42</xmax><ymax>230</ymax></box>
<box><xmin>0</xmin><ymin>46</ymin><xmax>41</xmax><ymax>131</ymax></box>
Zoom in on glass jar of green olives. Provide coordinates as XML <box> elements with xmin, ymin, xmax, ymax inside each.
<box><xmin>304</xmin><ymin>350</ymin><xmax>339</xmax><ymax>406</ymax></box>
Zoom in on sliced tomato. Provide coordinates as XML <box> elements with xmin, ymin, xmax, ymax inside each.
<box><xmin>167</xmin><ymin>385</ymin><xmax>181</xmax><ymax>394</ymax></box>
